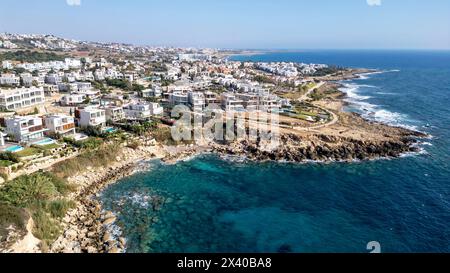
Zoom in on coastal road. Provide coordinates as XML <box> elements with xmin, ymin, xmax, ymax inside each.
<box><xmin>293</xmin><ymin>106</ymin><xmax>339</xmax><ymax>131</ymax></box>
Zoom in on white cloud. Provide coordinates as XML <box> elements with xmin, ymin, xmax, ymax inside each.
<box><xmin>367</xmin><ymin>0</ymin><xmax>382</xmax><ymax>6</ymax></box>
<box><xmin>66</xmin><ymin>0</ymin><xmax>81</xmax><ymax>6</ymax></box>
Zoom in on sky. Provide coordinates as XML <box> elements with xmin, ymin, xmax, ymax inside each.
<box><xmin>0</xmin><ymin>0</ymin><xmax>449</xmax><ymax>50</ymax></box>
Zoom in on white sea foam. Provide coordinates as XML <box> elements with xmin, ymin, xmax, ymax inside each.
<box><xmin>127</xmin><ymin>192</ymin><xmax>152</xmax><ymax>209</ymax></box>
<box><xmin>341</xmin><ymin>83</ymin><xmax>372</xmax><ymax>100</ymax></box>
<box><xmin>339</xmin><ymin>81</ymin><xmax>419</xmax><ymax>131</ymax></box>
<box><xmin>357</xmin><ymin>69</ymin><xmax>400</xmax><ymax>80</ymax></box>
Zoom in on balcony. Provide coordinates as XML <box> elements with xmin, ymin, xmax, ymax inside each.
<box><xmin>28</xmin><ymin>125</ymin><xmax>44</xmax><ymax>133</ymax></box>
<box><xmin>62</xmin><ymin>123</ymin><xmax>75</xmax><ymax>131</ymax></box>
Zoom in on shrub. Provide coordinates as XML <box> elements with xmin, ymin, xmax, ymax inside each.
<box><xmin>0</xmin><ymin>203</ymin><xmax>29</xmax><ymax>242</ymax></box>
<box><xmin>52</xmin><ymin>143</ymin><xmax>120</xmax><ymax>178</ymax></box>
<box><xmin>46</xmin><ymin>200</ymin><xmax>76</xmax><ymax>219</ymax></box>
<box><xmin>0</xmin><ymin>173</ymin><xmax>58</xmax><ymax>207</ymax></box>
<box><xmin>0</xmin><ymin>152</ymin><xmax>20</xmax><ymax>163</ymax></box>
<box><xmin>31</xmin><ymin>210</ymin><xmax>61</xmax><ymax>244</ymax></box>
<box><xmin>0</xmin><ymin>172</ymin><xmax>74</xmax><ymax>207</ymax></box>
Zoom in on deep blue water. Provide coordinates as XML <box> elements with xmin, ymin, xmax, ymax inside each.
<box><xmin>100</xmin><ymin>51</ymin><xmax>450</xmax><ymax>253</ymax></box>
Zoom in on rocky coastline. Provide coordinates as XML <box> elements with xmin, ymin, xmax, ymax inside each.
<box><xmin>212</xmin><ymin>131</ymin><xmax>425</xmax><ymax>163</ymax></box>
<box><xmin>50</xmin><ymin>146</ymin><xmax>158</xmax><ymax>253</ymax></box>
<box><xmin>46</xmin><ymin>68</ymin><xmax>428</xmax><ymax>253</ymax></box>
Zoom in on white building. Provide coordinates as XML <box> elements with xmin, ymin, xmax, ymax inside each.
<box><xmin>123</xmin><ymin>102</ymin><xmax>163</xmax><ymax>119</ymax></box>
<box><xmin>188</xmin><ymin>91</ymin><xmax>206</xmax><ymax>112</ymax></box>
<box><xmin>141</xmin><ymin>87</ymin><xmax>162</xmax><ymax>98</ymax></box>
<box><xmin>0</xmin><ymin>74</ymin><xmax>20</xmax><ymax>86</ymax></box>
<box><xmin>221</xmin><ymin>93</ymin><xmax>245</xmax><ymax>112</ymax></box>
<box><xmin>44</xmin><ymin>114</ymin><xmax>76</xmax><ymax>137</ymax></box>
<box><xmin>5</xmin><ymin>115</ymin><xmax>48</xmax><ymax>144</ymax></box>
<box><xmin>77</xmin><ymin>107</ymin><xmax>106</xmax><ymax>128</ymax></box>
<box><xmin>0</xmin><ymin>87</ymin><xmax>45</xmax><ymax>111</ymax></box>
<box><xmin>2</xmin><ymin>61</ymin><xmax>13</xmax><ymax>70</ymax></box>
<box><xmin>169</xmin><ymin>92</ymin><xmax>189</xmax><ymax>106</ymax></box>
<box><xmin>45</xmin><ymin>73</ymin><xmax>63</xmax><ymax>85</ymax></box>
<box><xmin>104</xmin><ymin>106</ymin><xmax>125</xmax><ymax>122</ymax></box>
<box><xmin>149</xmin><ymin>102</ymin><xmax>164</xmax><ymax>116</ymax></box>
<box><xmin>60</xmin><ymin>93</ymin><xmax>87</xmax><ymax>106</ymax></box>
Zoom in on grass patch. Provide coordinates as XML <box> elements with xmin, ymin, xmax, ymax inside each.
<box><xmin>39</xmin><ymin>144</ymin><xmax>60</xmax><ymax>151</ymax></box>
<box><xmin>52</xmin><ymin>143</ymin><xmax>121</xmax><ymax>178</ymax></box>
<box><xmin>16</xmin><ymin>147</ymin><xmax>41</xmax><ymax>158</ymax></box>
<box><xmin>46</xmin><ymin>200</ymin><xmax>76</xmax><ymax>219</ymax></box>
<box><xmin>31</xmin><ymin>210</ymin><xmax>61</xmax><ymax>245</ymax></box>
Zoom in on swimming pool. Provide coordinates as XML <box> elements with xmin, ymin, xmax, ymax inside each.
<box><xmin>33</xmin><ymin>138</ymin><xmax>56</xmax><ymax>146</ymax></box>
<box><xmin>3</xmin><ymin>145</ymin><xmax>24</xmax><ymax>153</ymax></box>
<box><xmin>104</xmin><ymin>127</ymin><xmax>117</xmax><ymax>134</ymax></box>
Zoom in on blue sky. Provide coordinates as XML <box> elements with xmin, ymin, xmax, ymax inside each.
<box><xmin>0</xmin><ymin>0</ymin><xmax>449</xmax><ymax>49</ymax></box>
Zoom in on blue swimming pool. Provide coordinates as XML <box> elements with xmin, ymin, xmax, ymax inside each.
<box><xmin>33</xmin><ymin>138</ymin><xmax>56</xmax><ymax>146</ymax></box>
<box><xmin>4</xmin><ymin>145</ymin><xmax>24</xmax><ymax>153</ymax></box>
<box><xmin>104</xmin><ymin>127</ymin><xmax>117</xmax><ymax>133</ymax></box>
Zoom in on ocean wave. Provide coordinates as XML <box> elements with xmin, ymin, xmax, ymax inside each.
<box><xmin>339</xmin><ymin>83</ymin><xmax>419</xmax><ymax>131</ymax></box>
<box><xmin>357</xmin><ymin>69</ymin><xmax>400</xmax><ymax>80</ymax></box>
<box><xmin>340</xmin><ymin>83</ymin><xmax>372</xmax><ymax>100</ymax></box>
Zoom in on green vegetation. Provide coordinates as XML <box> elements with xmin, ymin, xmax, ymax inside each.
<box><xmin>119</xmin><ymin>120</ymin><xmax>158</xmax><ymax>136</ymax></box>
<box><xmin>106</xmin><ymin>78</ymin><xmax>131</xmax><ymax>90</ymax></box>
<box><xmin>0</xmin><ymin>172</ymin><xmax>76</xmax><ymax>245</ymax></box>
<box><xmin>0</xmin><ymin>50</ymin><xmax>67</xmax><ymax>63</ymax></box>
<box><xmin>253</xmin><ymin>75</ymin><xmax>275</xmax><ymax>84</ymax></box>
<box><xmin>52</xmin><ymin>143</ymin><xmax>121</xmax><ymax>178</ymax></box>
<box><xmin>312</xmin><ymin>66</ymin><xmax>345</xmax><ymax>77</ymax></box>
<box><xmin>16</xmin><ymin>147</ymin><xmax>41</xmax><ymax>158</ymax></box>
<box><xmin>0</xmin><ymin>203</ymin><xmax>29</xmax><ymax>243</ymax></box>
<box><xmin>13</xmin><ymin>144</ymin><xmax>59</xmax><ymax>159</ymax></box>
<box><xmin>308</xmin><ymin>87</ymin><xmax>339</xmax><ymax>101</ymax></box>
<box><xmin>90</xmin><ymin>80</ymin><xmax>108</xmax><ymax>93</ymax></box>
<box><xmin>152</xmin><ymin>126</ymin><xmax>194</xmax><ymax>146</ymax></box>
<box><xmin>63</xmin><ymin>136</ymin><xmax>102</xmax><ymax>150</ymax></box>
<box><xmin>0</xmin><ymin>160</ymin><xmax>14</xmax><ymax>167</ymax></box>
<box><xmin>0</xmin><ymin>152</ymin><xmax>20</xmax><ymax>164</ymax></box>
<box><xmin>132</xmin><ymin>83</ymin><xmax>145</xmax><ymax>92</ymax></box>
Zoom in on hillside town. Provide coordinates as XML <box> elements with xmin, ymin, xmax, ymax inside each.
<box><xmin>0</xmin><ymin>33</ymin><xmax>339</xmax><ymax>178</ymax></box>
<box><xmin>0</xmin><ymin>33</ymin><xmax>425</xmax><ymax>254</ymax></box>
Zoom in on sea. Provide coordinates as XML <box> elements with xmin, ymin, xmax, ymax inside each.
<box><xmin>99</xmin><ymin>50</ymin><xmax>450</xmax><ymax>253</ymax></box>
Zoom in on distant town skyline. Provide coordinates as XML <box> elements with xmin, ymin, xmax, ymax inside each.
<box><xmin>0</xmin><ymin>0</ymin><xmax>449</xmax><ymax>50</ymax></box>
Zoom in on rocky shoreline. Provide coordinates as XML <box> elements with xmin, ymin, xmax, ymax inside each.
<box><xmin>50</xmin><ymin>145</ymin><xmax>160</xmax><ymax>253</ymax></box>
<box><xmin>46</xmin><ymin>70</ymin><xmax>428</xmax><ymax>253</ymax></box>
<box><xmin>212</xmin><ymin>131</ymin><xmax>424</xmax><ymax>163</ymax></box>
<box><xmin>51</xmin><ymin>164</ymin><xmax>135</xmax><ymax>253</ymax></box>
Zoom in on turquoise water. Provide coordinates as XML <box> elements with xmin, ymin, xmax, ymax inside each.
<box><xmin>33</xmin><ymin>138</ymin><xmax>56</xmax><ymax>146</ymax></box>
<box><xmin>104</xmin><ymin>127</ymin><xmax>117</xmax><ymax>134</ymax></box>
<box><xmin>100</xmin><ymin>51</ymin><xmax>450</xmax><ymax>253</ymax></box>
<box><xmin>3</xmin><ymin>145</ymin><xmax>24</xmax><ymax>153</ymax></box>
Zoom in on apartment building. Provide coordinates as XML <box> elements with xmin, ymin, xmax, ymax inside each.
<box><xmin>77</xmin><ymin>107</ymin><xmax>106</xmax><ymax>128</ymax></box>
<box><xmin>221</xmin><ymin>93</ymin><xmax>245</xmax><ymax>112</ymax></box>
<box><xmin>44</xmin><ymin>114</ymin><xmax>76</xmax><ymax>137</ymax></box>
<box><xmin>5</xmin><ymin>115</ymin><xmax>48</xmax><ymax>143</ymax></box>
<box><xmin>188</xmin><ymin>91</ymin><xmax>206</xmax><ymax>112</ymax></box>
<box><xmin>104</xmin><ymin>106</ymin><xmax>125</xmax><ymax>122</ymax></box>
<box><xmin>0</xmin><ymin>87</ymin><xmax>45</xmax><ymax>111</ymax></box>
<box><xmin>0</xmin><ymin>74</ymin><xmax>20</xmax><ymax>86</ymax></box>
<box><xmin>60</xmin><ymin>93</ymin><xmax>87</xmax><ymax>106</ymax></box>
<box><xmin>123</xmin><ymin>103</ymin><xmax>152</xmax><ymax>120</ymax></box>
<box><xmin>169</xmin><ymin>91</ymin><xmax>189</xmax><ymax>106</ymax></box>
